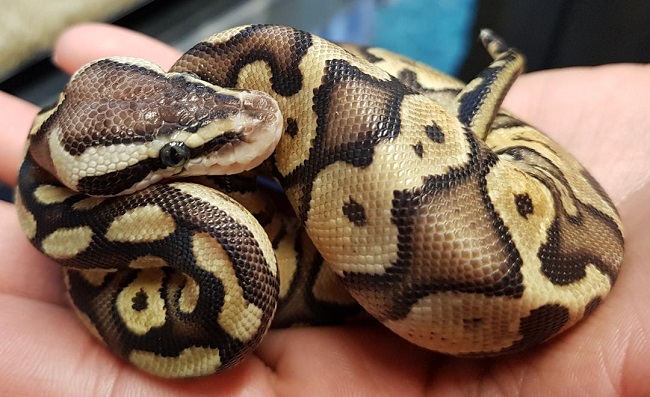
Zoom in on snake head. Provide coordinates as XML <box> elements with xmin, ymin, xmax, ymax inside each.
<box><xmin>28</xmin><ymin>57</ymin><xmax>283</xmax><ymax>196</ymax></box>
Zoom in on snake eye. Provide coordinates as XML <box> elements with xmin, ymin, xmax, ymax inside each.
<box><xmin>160</xmin><ymin>142</ymin><xmax>191</xmax><ymax>168</ymax></box>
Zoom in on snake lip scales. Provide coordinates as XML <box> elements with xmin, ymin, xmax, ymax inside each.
<box><xmin>16</xmin><ymin>25</ymin><xmax>624</xmax><ymax>378</ymax></box>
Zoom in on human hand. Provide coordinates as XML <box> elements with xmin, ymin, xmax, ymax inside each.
<box><xmin>1</xmin><ymin>24</ymin><xmax>649</xmax><ymax>396</ymax></box>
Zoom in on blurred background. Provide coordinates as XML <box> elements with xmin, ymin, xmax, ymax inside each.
<box><xmin>1</xmin><ymin>0</ymin><xmax>649</xmax><ymax>200</ymax></box>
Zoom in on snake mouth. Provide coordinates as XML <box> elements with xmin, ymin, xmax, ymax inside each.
<box><xmin>181</xmin><ymin>90</ymin><xmax>283</xmax><ymax>176</ymax></box>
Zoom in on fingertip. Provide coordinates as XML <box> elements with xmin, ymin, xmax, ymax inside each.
<box><xmin>0</xmin><ymin>91</ymin><xmax>39</xmax><ymax>186</ymax></box>
<box><xmin>53</xmin><ymin>23</ymin><xmax>181</xmax><ymax>74</ymax></box>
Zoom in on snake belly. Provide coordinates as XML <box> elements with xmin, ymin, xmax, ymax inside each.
<box><xmin>15</xmin><ymin>25</ymin><xmax>624</xmax><ymax>377</ymax></box>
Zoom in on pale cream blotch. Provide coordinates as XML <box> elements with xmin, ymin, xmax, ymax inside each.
<box><xmin>41</xmin><ymin>226</ymin><xmax>94</xmax><ymax>259</ymax></box>
<box><xmin>76</xmin><ymin>268</ymin><xmax>116</xmax><ymax>287</ymax></box>
<box><xmin>485</xmin><ymin>161</ymin><xmax>555</xmax><ymax>275</ymax></box>
<box><xmin>485</xmin><ymin>138</ymin><xmax>616</xmax><ymax>319</ymax></box>
<box><xmin>487</xmin><ymin>125</ymin><xmax>622</xmax><ymax>230</ymax></box>
<box><xmin>106</xmin><ymin>205</ymin><xmax>175</xmax><ymax>243</ymax></box>
<box><xmin>129</xmin><ymin>255</ymin><xmax>169</xmax><ymax>269</ymax></box>
<box><xmin>306</xmin><ymin>161</ymin><xmax>400</xmax><ymax>275</ymax></box>
<box><xmin>312</xmin><ymin>263</ymin><xmax>356</xmax><ymax>305</ymax></box>
<box><xmin>384</xmin><ymin>292</ymin><xmax>525</xmax><ymax>354</ymax></box>
<box><xmin>129</xmin><ymin>346</ymin><xmax>221</xmax><ymax>378</ymax></box>
<box><xmin>14</xmin><ymin>191</ymin><xmax>37</xmax><ymax>240</ymax></box>
<box><xmin>33</xmin><ymin>184</ymin><xmax>76</xmax><ymax>204</ymax></box>
<box><xmin>191</xmin><ymin>232</ymin><xmax>264</xmax><ymax>342</ymax></box>
<box><xmin>72</xmin><ymin>197</ymin><xmax>107</xmax><ymax>211</ymax></box>
<box><xmin>178</xmin><ymin>276</ymin><xmax>200</xmax><ymax>313</ymax></box>
<box><xmin>264</xmin><ymin>217</ymin><xmax>297</xmax><ymax>299</ymax></box>
<box><xmin>275</xmin><ymin>237</ymin><xmax>298</xmax><ymax>299</ymax></box>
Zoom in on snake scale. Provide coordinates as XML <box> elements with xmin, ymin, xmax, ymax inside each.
<box><xmin>15</xmin><ymin>25</ymin><xmax>624</xmax><ymax>378</ymax></box>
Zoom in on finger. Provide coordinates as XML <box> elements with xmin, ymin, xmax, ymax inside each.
<box><xmin>504</xmin><ymin>64</ymin><xmax>650</xmax><ymax>142</ymax></box>
<box><xmin>0</xmin><ymin>293</ymin><xmax>276</xmax><ymax>396</ymax></box>
<box><xmin>256</xmin><ymin>325</ymin><xmax>435</xmax><ymax>396</ymax></box>
<box><xmin>0</xmin><ymin>201</ymin><xmax>67</xmax><ymax>305</ymax></box>
<box><xmin>0</xmin><ymin>295</ymin><xmax>118</xmax><ymax>396</ymax></box>
<box><xmin>54</xmin><ymin>23</ymin><xmax>181</xmax><ymax>73</ymax></box>
<box><xmin>504</xmin><ymin>64</ymin><xmax>650</xmax><ymax>203</ymax></box>
<box><xmin>0</xmin><ymin>92</ymin><xmax>38</xmax><ymax>186</ymax></box>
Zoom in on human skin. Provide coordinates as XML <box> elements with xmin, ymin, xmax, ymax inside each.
<box><xmin>0</xmin><ymin>23</ymin><xmax>649</xmax><ymax>397</ymax></box>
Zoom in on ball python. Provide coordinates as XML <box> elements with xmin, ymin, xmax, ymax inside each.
<box><xmin>15</xmin><ymin>24</ymin><xmax>624</xmax><ymax>378</ymax></box>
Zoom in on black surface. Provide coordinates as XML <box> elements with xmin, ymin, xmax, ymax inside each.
<box><xmin>459</xmin><ymin>0</ymin><xmax>650</xmax><ymax>80</ymax></box>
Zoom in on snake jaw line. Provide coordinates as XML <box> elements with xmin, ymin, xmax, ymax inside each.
<box><xmin>179</xmin><ymin>91</ymin><xmax>283</xmax><ymax>176</ymax></box>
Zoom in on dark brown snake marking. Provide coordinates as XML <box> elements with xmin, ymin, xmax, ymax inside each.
<box><xmin>15</xmin><ymin>25</ymin><xmax>624</xmax><ymax>377</ymax></box>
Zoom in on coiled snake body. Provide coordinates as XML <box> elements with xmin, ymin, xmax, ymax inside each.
<box><xmin>15</xmin><ymin>25</ymin><xmax>624</xmax><ymax>378</ymax></box>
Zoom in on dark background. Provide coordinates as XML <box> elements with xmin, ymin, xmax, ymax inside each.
<box><xmin>460</xmin><ymin>0</ymin><xmax>650</xmax><ymax>79</ymax></box>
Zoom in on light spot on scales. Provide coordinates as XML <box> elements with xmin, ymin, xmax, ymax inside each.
<box><xmin>264</xmin><ymin>215</ymin><xmax>298</xmax><ymax>299</ymax></box>
<box><xmin>484</xmin><ymin>161</ymin><xmax>554</xmax><ymax>268</ymax></box>
<box><xmin>192</xmin><ymin>232</ymin><xmax>264</xmax><ymax>342</ymax></box>
<box><xmin>487</xmin><ymin>125</ymin><xmax>618</xmax><ymax>221</ymax></box>
<box><xmin>14</xmin><ymin>191</ymin><xmax>37</xmax><ymax>239</ymax></box>
<box><xmin>129</xmin><ymin>255</ymin><xmax>168</xmax><ymax>269</ymax></box>
<box><xmin>384</xmin><ymin>292</ymin><xmax>525</xmax><ymax>354</ymax></box>
<box><xmin>106</xmin><ymin>205</ymin><xmax>175</xmax><ymax>243</ymax></box>
<box><xmin>116</xmin><ymin>268</ymin><xmax>166</xmax><ymax>335</ymax></box>
<box><xmin>230</xmin><ymin>53</ymin><xmax>373</xmax><ymax>177</ymax></box>
<box><xmin>41</xmin><ymin>226</ymin><xmax>93</xmax><ymax>259</ymax></box>
<box><xmin>312</xmin><ymin>264</ymin><xmax>356</xmax><ymax>305</ymax></box>
<box><xmin>130</xmin><ymin>346</ymin><xmax>221</xmax><ymax>378</ymax></box>
<box><xmin>178</xmin><ymin>277</ymin><xmax>200</xmax><ymax>313</ymax></box>
<box><xmin>33</xmin><ymin>184</ymin><xmax>76</xmax><ymax>204</ymax></box>
<box><xmin>520</xmin><ymin>253</ymin><xmax>613</xmax><ymax>322</ymax></box>
<box><xmin>72</xmin><ymin>197</ymin><xmax>107</xmax><ymax>211</ymax></box>
<box><xmin>75</xmin><ymin>268</ymin><xmax>116</xmax><ymax>287</ymax></box>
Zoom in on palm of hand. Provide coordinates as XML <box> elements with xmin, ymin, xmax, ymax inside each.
<box><xmin>0</xmin><ymin>24</ymin><xmax>648</xmax><ymax>396</ymax></box>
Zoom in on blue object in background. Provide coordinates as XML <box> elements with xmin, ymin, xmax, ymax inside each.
<box><xmin>375</xmin><ymin>0</ymin><xmax>477</xmax><ymax>75</ymax></box>
<box><xmin>316</xmin><ymin>0</ymin><xmax>379</xmax><ymax>44</ymax></box>
<box><xmin>320</xmin><ymin>0</ymin><xmax>477</xmax><ymax>76</ymax></box>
